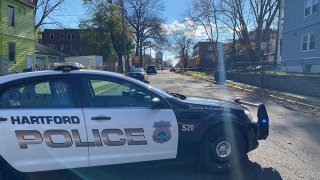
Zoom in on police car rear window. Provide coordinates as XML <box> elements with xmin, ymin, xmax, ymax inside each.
<box><xmin>0</xmin><ymin>79</ymin><xmax>74</xmax><ymax>109</ymax></box>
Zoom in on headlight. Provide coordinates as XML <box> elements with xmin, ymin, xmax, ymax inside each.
<box><xmin>245</xmin><ymin>110</ymin><xmax>257</xmax><ymax>123</ymax></box>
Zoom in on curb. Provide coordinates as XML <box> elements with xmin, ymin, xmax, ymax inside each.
<box><xmin>227</xmin><ymin>83</ymin><xmax>320</xmax><ymax>110</ymax></box>
<box><xmin>179</xmin><ymin>72</ymin><xmax>320</xmax><ymax>110</ymax></box>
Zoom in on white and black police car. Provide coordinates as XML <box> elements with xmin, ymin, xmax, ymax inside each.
<box><xmin>0</xmin><ymin>63</ymin><xmax>269</xmax><ymax>178</ymax></box>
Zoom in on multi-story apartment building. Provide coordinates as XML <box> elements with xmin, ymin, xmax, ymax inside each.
<box><xmin>192</xmin><ymin>41</ymin><xmax>216</xmax><ymax>69</ymax></box>
<box><xmin>42</xmin><ymin>29</ymin><xmax>81</xmax><ymax>56</ymax></box>
<box><xmin>0</xmin><ymin>0</ymin><xmax>35</xmax><ymax>75</ymax></box>
<box><xmin>281</xmin><ymin>0</ymin><xmax>320</xmax><ymax>73</ymax></box>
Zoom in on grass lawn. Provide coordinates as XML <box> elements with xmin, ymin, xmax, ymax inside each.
<box><xmin>185</xmin><ymin>71</ymin><xmax>212</xmax><ymax>77</ymax></box>
<box><xmin>91</xmin><ymin>80</ymin><xmax>118</xmax><ymax>95</ymax></box>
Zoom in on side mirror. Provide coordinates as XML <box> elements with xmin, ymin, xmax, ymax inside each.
<box><xmin>151</xmin><ymin>97</ymin><xmax>163</xmax><ymax>109</ymax></box>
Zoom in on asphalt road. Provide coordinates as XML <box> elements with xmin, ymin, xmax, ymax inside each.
<box><xmin>24</xmin><ymin>70</ymin><xmax>320</xmax><ymax>180</ymax></box>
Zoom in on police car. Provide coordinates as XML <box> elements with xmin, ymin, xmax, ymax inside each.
<box><xmin>0</xmin><ymin>63</ymin><xmax>269</xmax><ymax>178</ymax></box>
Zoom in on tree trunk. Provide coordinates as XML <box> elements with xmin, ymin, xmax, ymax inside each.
<box><xmin>117</xmin><ymin>53</ymin><xmax>123</xmax><ymax>73</ymax></box>
<box><xmin>125</xmin><ymin>54</ymin><xmax>130</xmax><ymax>73</ymax></box>
<box><xmin>139</xmin><ymin>36</ymin><xmax>143</xmax><ymax>67</ymax></box>
<box><xmin>255</xmin><ymin>20</ymin><xmax>264</xmax><ymax>62</ymax></box>
<box><xmin>185</xmin><ymin>50</ymin><xmax>188</xmax><ymax>69</ymax></box>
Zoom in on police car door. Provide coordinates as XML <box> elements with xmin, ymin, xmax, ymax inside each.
<box><xmin>0</xmin><ymin>76</ymin><xmax>89</xmax><ymax>172</ymax></box>
<box><xmin>81</xmin><ymin>75</ymin><xmax>178</xmax><ymax>167</ymax></box>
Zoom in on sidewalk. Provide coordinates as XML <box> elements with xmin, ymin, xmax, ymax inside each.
<box><xmin>182</xmin><ymin>71</ymin><xmax>320</xmax><ymax>117</ymax></box>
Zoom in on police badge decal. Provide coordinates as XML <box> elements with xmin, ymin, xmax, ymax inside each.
<box><xmin>153</xmin><ymin>121</ymin><xmax>172</xmax><ymax>144</ymax></box>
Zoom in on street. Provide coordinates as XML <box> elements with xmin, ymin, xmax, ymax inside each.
<box><xmin>25</xmin><ymin>71</ymin><xmax>320</xmax><ymax>180</ymax></box>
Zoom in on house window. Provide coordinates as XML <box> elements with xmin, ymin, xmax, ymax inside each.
<box><xmin>312</xmin><ymin>0</ymin><xmax>319</xmax><ymax>13</ymax></box>
<box><xmin>60</xmin><ymin>44</ymin><xmax>64</xmax><ymax>51</ymax></box>
<box><xmin>309</xmin><ymin>34</ymin><xmax>315</xmax><ymax>50</ymax></box>
<box><xmin>305</xmin><ymin>0</ymin><xmax>319</xmax><ymax>16</ymax></box>
<box><xmin>302</xmin><ymin>34</ymin><xmax>315</xmax><ymax>51</ymax></box>
<box><xmin>71</xmin><ymin>34</ymin><xmax>75</xmax><ymax>40</ymax></box>
<box><xmin>305</xmin><ymin>65</ymin><xmax>312</xmax><ymax>73</ymax></box>
<box><xmin>7</xmin><ymin>6</ymin><xmax>14</xmax><ymax>26</ymax></box>
<box><xmin>67</xmin><ymin>33</ymin><xmax>71</xmax><ymax>40</ymax></box>
<box><xmin>50</xmin><ymin>33</ymin><xmax>54</xmax><ymax>40</ymax></box>
<box><xmin>60</xmin><ymin>33</ymin><xmax>64</xmax><ymax>40</ymax></box>
<box><xmin>8</xmin><ymin>42</ymin><xmax>16</xmax><ymax>61</ymax></box>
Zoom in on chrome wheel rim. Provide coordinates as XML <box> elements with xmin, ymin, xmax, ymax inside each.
<box><xmin>215</xmin><ymin>141</ymin><xmax>232</xmax><ymax>158</ymax></box>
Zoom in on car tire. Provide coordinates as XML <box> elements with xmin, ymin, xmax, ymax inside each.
<box><xmin>199</xmin><ymin>126</ymin><xmax>246</xmax><ymax>174</ymax></box>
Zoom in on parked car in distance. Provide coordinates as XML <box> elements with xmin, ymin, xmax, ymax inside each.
<box><xmin>146</xmin><ymin>66</ymin><xmax>157</xmax><ymax>75</ymax></box>
<box><xmin>128</xmin><ymin>68</ymin><xmax>147</xmax><ymax>81</ymax></box>
<box><xmin>170</xmin><ymin>68</ymin><xmax>176</xmax><ymax>72</ymax></box>
<box><xmin>251</xmin><ymin>65</ymin><xmax>276</xmax><ymax>71</ymax></box>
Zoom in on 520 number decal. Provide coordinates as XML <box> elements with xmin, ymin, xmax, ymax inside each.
<box><xmin>182</xmin><ymin>124</ymin><xmax>195</xmax><ymax>132</ymax></box>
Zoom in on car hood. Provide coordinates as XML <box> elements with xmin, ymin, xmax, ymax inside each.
<box><xmin>182</xmin><ymin>97</ymin><xmax>245</xmax><ymax>111</ymax></box>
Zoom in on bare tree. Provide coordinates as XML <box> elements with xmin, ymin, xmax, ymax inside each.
<box><xmin>34</xmin><ymin>0</ymin><xmax>66</xmax><ymax>30</ymax></box>
<box><xmin>186</xmin><ymin>0</ymin><xmax>222</xmax><ymax>59</ymax></box>
<box><xmin>187</xmin><ymin>0</ymin><xmax>280</xmax><ymax>62</ymax></box>
<box><xmin>166</xmin><ymin>58</ymin><xmax>174</xmax><ymax>67</ymax></box>
<box><xmin>125</xmin><ymin>0</ymin><xmax>167</xmax><ymax>67</ymax></box>
<box><xmin>249</xmin><ymin>0</ymin><xmax>280</xmax><ymax>59</ymax></box>
<box><xmin>171</xmin><ymin>30</ymin><xmax>193</xmax><ymax>71</ymax></box>
<box><xmin>220</xmin><ymin>0</ymin><xmax>255</xmax><ymax>61</ymax></box>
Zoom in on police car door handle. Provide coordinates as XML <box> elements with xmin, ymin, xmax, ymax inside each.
<box><xmin>0</xmin><ymin>117</ymin><xmax>7</xmax><ymax>121</ymax></box>
<box><xmin>91</xmin><ymin>116</ymin><xmax>112</xmax><ymax>121</ymax></box>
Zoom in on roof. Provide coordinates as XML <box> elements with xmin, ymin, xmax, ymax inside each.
<box><xmin>35</xmin><ymin>43</ymin><xmax>65</xmax><ymax>56</ymax></box>
<box><xmin>19</xmin><ymin>0</ymin><xmax>35</xmax><ymax>7</ymax></box>
<box><xmin>193</xmin><ymin>41</ymin><xmax>215</xmax><ymax>49</ymax></box>
<box><xmin>43</xmin><ymin>28</ymin><xmax>80</xmax><ymax>32</ymax></box>
<box><xmin>0</xmin><ymin>70</ymin><xmax>149</xmax><ymax>89</ymax></box>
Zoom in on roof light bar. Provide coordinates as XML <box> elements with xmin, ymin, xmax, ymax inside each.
<box><xmin>53</xmin><ymin>62</ymin><xmax>83</xmax><ymax>72</ymax></box>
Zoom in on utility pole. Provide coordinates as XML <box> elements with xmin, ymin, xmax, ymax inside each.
<box><xmin>261</xmin><ymin>42</ymin><xmax>267</xmax><ymax>91</ymax></box>
<box><xmin>276</xmin><ymin>0</ymin><xmax>284</xmax><ymax>68</ymax></box>
<box><xmin>121</xmin><ymin>0</ymin><xmax>128</xmax><ymax>74</ymax></box>
<box><xmin>216</xmin><ymin>42</ymin><xmax>226</xmax><ymax>84</ymax></box>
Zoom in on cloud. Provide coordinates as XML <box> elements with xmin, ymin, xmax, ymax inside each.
<box><xmin>164</xmin><ymin>53</ymin><xmax>179</xmax><ymax>66</ymax></box>
<box><xmin>163</xmin><ymin>20</ymin><xmax>187</xmax><ymax>34</ymax></box>
<box><xmin>163</xmin><ymin>20</ymin><xmax>208</xmax><ymax>41</ymax></box>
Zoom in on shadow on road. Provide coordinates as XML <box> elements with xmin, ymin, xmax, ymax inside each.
<box><xmin>25</xmin><ymin>159</ymin><xmax>282</xmax><ymax>180</ymax></box>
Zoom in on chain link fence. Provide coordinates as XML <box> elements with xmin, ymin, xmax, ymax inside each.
<box><xmin>181</xmin><ymin>59</ymin><xmax>320</xmax><ymax>76</ymax></box>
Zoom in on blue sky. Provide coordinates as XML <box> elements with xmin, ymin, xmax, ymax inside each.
<box><xmin>46</xmin><ymin>0</ymin><xmax>198</xmax><ymax>62</ymax></box>
<box><xmin>48</xmin><ymin>0</ymin><xmax>192</xmax><ymax>28</ymax></box>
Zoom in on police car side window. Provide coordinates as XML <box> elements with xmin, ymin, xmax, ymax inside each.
<box><xmin>0</xmin><ymin>79</ymin><xmax>74</xmax><ymax>108</ymax></box>
<box><xmin>87</xmin><ymin>79</ymin><xmax>152</xmax><ymax>108</ymax></box>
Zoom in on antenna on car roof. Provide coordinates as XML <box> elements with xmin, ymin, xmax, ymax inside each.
<box><xmin>53</xmin><ymin>62</ymin><xmax>84</xmax><ymax>72</ymax></box>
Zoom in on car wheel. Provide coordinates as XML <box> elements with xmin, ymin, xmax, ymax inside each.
<box><xmin>200</xmin><ymin>126</ymin><xmax>246</xmax><ymax>174</ymax></box>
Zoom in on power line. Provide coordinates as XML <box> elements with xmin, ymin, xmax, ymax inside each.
<box><xmin>53</xmin><ymin>15</ymin><xmax>85</xmax><ymax>16</ymax></box>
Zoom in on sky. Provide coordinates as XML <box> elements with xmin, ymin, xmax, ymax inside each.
<box><xmin>46</xmin><ymin>0</ymin><xmax>205</xmax><ymax>63</ymax></box>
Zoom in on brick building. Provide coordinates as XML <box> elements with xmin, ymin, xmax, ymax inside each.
<box><xmin>192</xmin><ymin>41</ymin><xmax>216</xmax><ymax>70</ymax></box>
<box><xmin>42</xmin><ymin>29</ymin><xmax>81</xmax><ymax>56</ymax></box>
